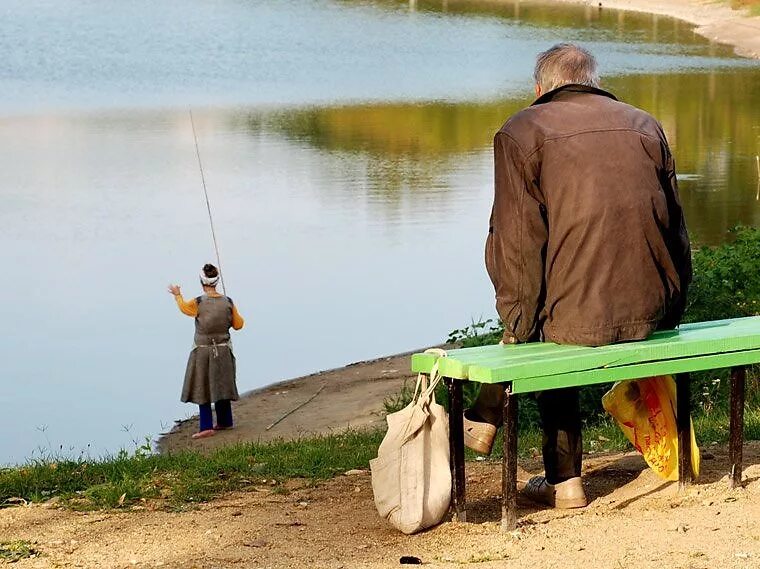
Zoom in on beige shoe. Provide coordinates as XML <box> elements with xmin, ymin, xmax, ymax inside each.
<box><xmin>521</xmin><ymin>476</ymin><xmax>587</xmax><ymax>509</ymax></box>
<box><xmin>463</xmin><ymin>411</ymin><xmax>497</xmax><ymax>455</ymax></box>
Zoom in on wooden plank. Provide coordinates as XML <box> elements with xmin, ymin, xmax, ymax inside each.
<box><xmin>729</xmin><ymin>366</ymin><xmax>746</xmax><ymax>489</ymax></box>
<box><xmin>412</xmin><ymin>317</ymin><xmax>760</xmax><ymax>380</ymax></box>
<box><xmin>501</xmin><ymin>349</ymin><xmax>760</xmax><ymax>393</ymax></box>
<box><xmin>437</xmin><ymin>346</ymin><xmax>594</xmax><ymax>379</ymax></box>
<box><xmin>411</xmin><ymin>342</ymin><xmax>587</xmax><ymax>376</ymax></box>
<box><xmin>463</xmin><ymin>349</ymin><xmax>643</xmax><ymax>382</ymax></box>
<box><xmin>469</xmin><ymin>327</ymin><xmax>760</xmax><ymax>382</ymax></box>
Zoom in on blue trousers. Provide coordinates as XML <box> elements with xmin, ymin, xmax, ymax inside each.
<box><xmin>198</xmin><ymin>400</ymin><xmax>233</xmax><ymax>431</ymax></box>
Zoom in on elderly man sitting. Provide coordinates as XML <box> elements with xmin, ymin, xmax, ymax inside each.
<box><xmin>465</xmin><ymin>43</ymin><xmax>692</xmax><ymax>509</ymax></box>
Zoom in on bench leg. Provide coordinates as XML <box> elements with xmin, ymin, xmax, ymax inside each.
<box><xmin>729</xmin><ymin>366</ymin><xmax>746</xmax><ymax>489</ymax></box>
<box><xmin>446</xmin><ymin>377</ymin><xmax>466</xmax><ymax>522</ymax></box>
<box><xmin>676</xmin><ymin>372</ymin><xmax>692</xmax><ymax>490</ymax></box>
<box><xmin>501</xmin><ymin>383</ymin><xmax>518</xmax><ymax>531</ymax></box>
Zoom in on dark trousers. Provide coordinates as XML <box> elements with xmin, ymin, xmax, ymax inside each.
<box><xmin>473</xmin><ymin>383</ymin><xmax>582</xmax><ymax>484</ymax></box>
<box><xmin>198</xmin><ymin>399</ymin><xmax>234</xmax><ymax>431</ymax></box>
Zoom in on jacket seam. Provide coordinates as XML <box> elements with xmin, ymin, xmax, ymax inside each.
<box><xmin>523</xmin><ymin>128</ymin><xmax>663</xmax><ymax>161</ymax></box>
<box><xmin>499</xmin><ymin>131</ymin><xmax>530</xmax><ymax>162</ymax></box>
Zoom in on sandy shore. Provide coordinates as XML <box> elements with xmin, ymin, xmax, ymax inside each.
<box><xmin>556</xmin><ymin>0</ymin><xmax>760</xmax><ymax>58</ymax></box>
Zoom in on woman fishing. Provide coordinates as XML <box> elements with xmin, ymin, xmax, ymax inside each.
<box><xmin>168</xmin><ymin>264</ymin><xmax>245</xmax><ymax>439</ymax></box>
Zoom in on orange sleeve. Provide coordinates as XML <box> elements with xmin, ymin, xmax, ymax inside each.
<box><xmin>175</xmin><ymin>294</ymin><xmax>198</xmax><ymax>317</ymax></box>
<box><xmin>231</xmin><ymin>304</ymin><xmax>245</xmax><ymax>330</ymax></box>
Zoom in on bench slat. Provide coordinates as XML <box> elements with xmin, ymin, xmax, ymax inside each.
<box><xmin>507</xmin><ymin>348</ymin><xmax>760</xmax><ymax>393</ymax></box>
<box><xmin>411</xmin><ymin>317</ymin><xmax>760</xmax><ymax>383</ymax></box>
<box><xmin>469</xmin><ymin>319</ymin><xmax>760</xmax><ymax>382</ymax></box>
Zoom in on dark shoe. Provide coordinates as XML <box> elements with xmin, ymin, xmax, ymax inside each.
<box><xmin>213</xmin><ymin>424</ymin><xmax>233</xmax><ymax>431</ymax></box>
<box><xmin>521</xmin><ymin>476</ymin><xmax>587</xmax><ymax>509</ymax></box>
<box><xmin>463</xmin><ymin>409</ymin><xmax>497</xmax><ymax>455</ymax></box>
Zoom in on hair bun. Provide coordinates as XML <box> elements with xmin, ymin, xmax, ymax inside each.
<box><xmin>203</xmin><ymin>264</ymin><xmax>219</xmax><ymax>278</ymax></box>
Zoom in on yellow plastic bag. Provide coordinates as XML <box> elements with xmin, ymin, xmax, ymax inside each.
<box><xmin>602</xmin><ymin>376</ymin><xmax>699</xmax><ymax>481</ymax></box>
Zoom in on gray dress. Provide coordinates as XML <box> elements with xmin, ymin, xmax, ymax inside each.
<box><xmin>181</xmin><ymin>295</ymin><xmax>239</xmax><ymax>405</ymax></box>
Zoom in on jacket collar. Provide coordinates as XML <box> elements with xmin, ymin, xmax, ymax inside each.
<box><xmin>531</xmin><ymin>84</ymin><xmax>618</xmax><ymax>106</ymax></box>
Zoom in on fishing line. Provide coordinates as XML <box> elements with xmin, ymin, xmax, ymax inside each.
<box><xmin>189</xmin><ymin>109</ymin><xmax>227</xmax><ymax>295</ymax></box>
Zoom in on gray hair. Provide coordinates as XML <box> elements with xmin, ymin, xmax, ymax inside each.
<box><xmin>533</xmin><ymin>43</ymin><xmax>600</xmax><ymax>93</ymax></box>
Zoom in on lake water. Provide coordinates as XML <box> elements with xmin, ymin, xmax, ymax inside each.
<box><xmin>1</xmin><ymin>0</ymin><xmax>759</xmax><ymax>465</ymax></box>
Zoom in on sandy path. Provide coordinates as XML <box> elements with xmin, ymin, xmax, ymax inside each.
<box><xmin>2</xmin><ymin>444</ymin><xmax>759</xmax><ymax>568</ymax></box>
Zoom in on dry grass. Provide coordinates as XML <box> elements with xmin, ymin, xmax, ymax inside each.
<box><xmin>730</xmin><ymin>0</ymin><xmax>760</xmax><ymax>16</ymax></box>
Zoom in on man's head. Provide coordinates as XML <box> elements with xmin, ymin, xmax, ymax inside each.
<box><xmin>533</xmin><ymin>43</ymin><xmax>600</xmax><ymax>98</ymax></box>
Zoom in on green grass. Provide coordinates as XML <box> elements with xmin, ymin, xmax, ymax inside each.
<box><xmin>0</xmin><ymin>540</ymin><xmax>39</xmax><ymax>562</ymax></box>
<box><xmin>2</xmin><ymin>408</ymin><xmax>759</xmax><ymax>511</ymax></box>
<box><xmin>0</xmin><ymin>430</ymin><xmax>384</xmax><ymax>510</ymax></box>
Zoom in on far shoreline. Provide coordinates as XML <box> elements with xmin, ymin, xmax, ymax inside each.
<box><xmin>545</xmin><ymin>0</ymin><xmax>760</xmax><ymax>59</ymax></box>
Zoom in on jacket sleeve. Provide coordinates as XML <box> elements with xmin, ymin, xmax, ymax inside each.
<box><xmin>660</xmin><ymin>147</ymin><xmax>693</xmax><ymax>328</ymax></box>
<box><xmin>486</xmin><ymin>131</ymin><xmax>548</xmax><ymax>344</ymax></box>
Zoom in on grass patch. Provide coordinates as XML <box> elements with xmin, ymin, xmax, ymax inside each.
<box><xmin>730</xmin><ymin>0</ymin><xmax>760</xmax><ymax>16</ymax></box>
<box><xmin>0</xmin><ymin>430</ymin><xmax>384</xmax><ymax>510</ymax></box>
<box><xmin>0</xmin><ymin>540</ymin><xmax>39</xmax><ymax>562</ymax></box>
<box><xmin>1</xmin><ymin>410</ymin><xmax>759</xmax><ymax>511</ymax></box>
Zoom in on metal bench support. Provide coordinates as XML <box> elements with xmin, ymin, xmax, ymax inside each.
<box><xmin>446</xmin><ymin>377</ymin><xmax>466</xmax><ymax>521</ymax></box>
<box><xmin>437</xmin><ymin>361</ymin><xmax>752</xmax><ymax>526</ymax></box>
<box><xmin>676</xmin><ymin>372</ymin><xmax>692</xmax><ymax>490</ymax></box>
<box><xmin>502</xmin><ymin>382</ymin><xmax>518</xmax><ymax>531</ymax></box>
<box><xmin>729</xmin><ymin>365</ymin><xmax>746</xmax><ymax>489</ymax></box>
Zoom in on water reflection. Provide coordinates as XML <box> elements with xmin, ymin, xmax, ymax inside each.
<box><xmin>610</xmin><ymin>71</ymin><xmax>760</xmax><ymax>241</ymax></box>
<box><xmin>249</xmin><ymin>68</ymin><xmax>760</xmax><ymax>243</ymax></box>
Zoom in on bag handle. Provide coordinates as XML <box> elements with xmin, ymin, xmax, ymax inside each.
<box><xmin>418</xmin><ymin>348</ymin><xmax>447</xmax><ymax>402</ymax></box>
<box><xmin>396</xmin><ymin>348</ymin><xmax>449</xmax><ymax>443</ymax></box>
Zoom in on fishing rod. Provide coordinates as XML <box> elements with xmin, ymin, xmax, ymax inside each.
<box><xmin>189</xmin><ymin>109</ymin><xmax>227</xmax><ymax>295</ymax></box>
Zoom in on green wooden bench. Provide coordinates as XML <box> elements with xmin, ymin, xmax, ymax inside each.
<box><xmin>412</xmin><ymin>316</ymin><xmax>760</xmax><ymax>530</ymax></box>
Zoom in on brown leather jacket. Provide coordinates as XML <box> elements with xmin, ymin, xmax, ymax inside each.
<box><xmin>486</xmin><ymin>84</ymin><xmax>692</xmax><ymax>347</ymax></box>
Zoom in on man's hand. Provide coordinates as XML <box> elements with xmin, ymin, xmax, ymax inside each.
<box><xmin>501</xmin><ymin>332</ymin><xmax>518</xmax><ymax>345</ymax></box>
<box><xmin>168</xmin><ymin>284</ymin><xmax>181</xmax><ymax>296</ymax></box>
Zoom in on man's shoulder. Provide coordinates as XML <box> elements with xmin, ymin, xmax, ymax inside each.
<box><xmin>496</xmin><ymin>95</ymin><xmax>666</xmax><ymax>155</ymax></box>
<box><xmin>497</xmin><ymin>106</ymin><xmax>541</xmax><ymax>137</ymax></box>
<box><xmin>494</xmin><ymin>107</ymin><xmax>544</xmax><ymax>155</ymax></box>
